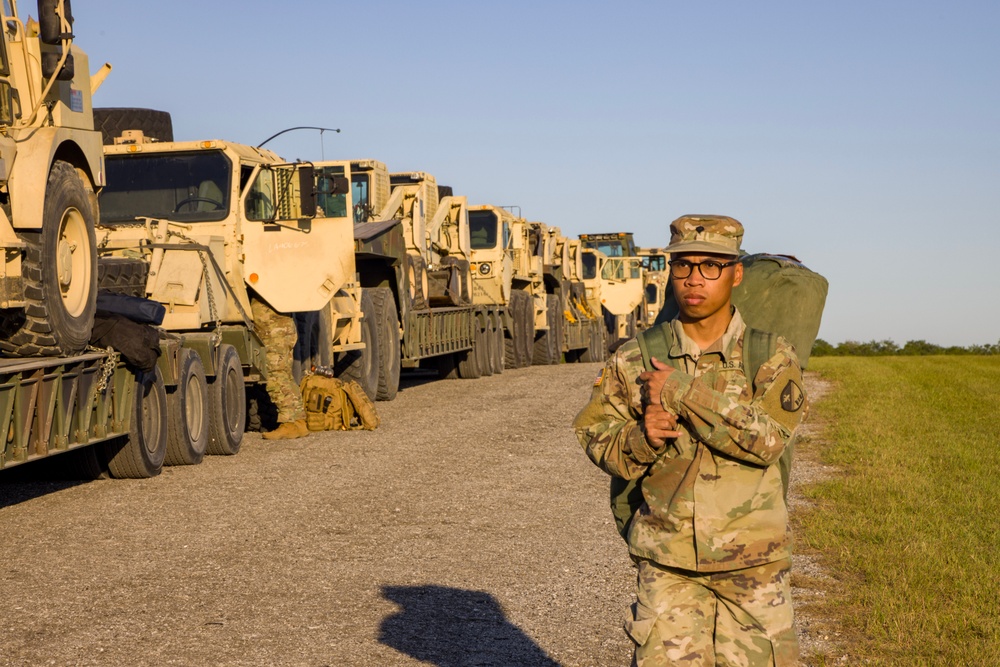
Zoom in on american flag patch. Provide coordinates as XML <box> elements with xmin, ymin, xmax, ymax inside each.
<box><xmin>594</xmin><ymin>369</ymin><xmax>604</xmax><ymax>386</ymax></box>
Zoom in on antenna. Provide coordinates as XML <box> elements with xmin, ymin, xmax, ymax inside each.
<box><xmin>257</xmin><ymin>126</ymin><xmax>341</xmax><ymax>153</ymax></box>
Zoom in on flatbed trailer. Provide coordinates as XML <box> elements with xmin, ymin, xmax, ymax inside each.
<box><xmin>0</xmin><ymin>352</ymin><xmax>166</xmax><ymax>478</ymax></box>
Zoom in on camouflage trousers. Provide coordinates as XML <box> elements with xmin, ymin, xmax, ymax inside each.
<box><xmin>625</xmin><ymin>558</ymin><xmax>797</xmax><ymax>667</ymax></box>
<box><xmin>251</xmin><ymin>297</ymin><xmax>306</xmax><ymax>424</ymax></box>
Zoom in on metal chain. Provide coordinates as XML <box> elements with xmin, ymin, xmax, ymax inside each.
<box><xmin>87</xmin><ymin>345</ymin><xmax>119</xmax><ymax>392</ymax></box>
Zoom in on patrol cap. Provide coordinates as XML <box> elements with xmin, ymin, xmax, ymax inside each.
<box><xmin>664</xmin><ymin>215</ymin><xmax>744</xmax><ymax>257</ymax></box>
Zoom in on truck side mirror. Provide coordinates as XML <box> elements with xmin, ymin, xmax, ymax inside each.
<box><xmin>326</xmin><ymin>174</ymin><xmax>349</xmax><ymax>196</ymax></box>
<box><xmin>39</xmin><ymin>0</ymin><xmax>74</xmax><ymax>46</ymax></box>
<box><xmin>299</xmin><ymin>165</ymin><xmax>317</xmax><ymax>218</ymax></box>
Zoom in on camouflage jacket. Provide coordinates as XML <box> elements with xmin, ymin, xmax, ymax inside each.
<box><xmin>573</xmin><ymin>309</ymin><xmax>807</xmax><ymax>572</ymax></box>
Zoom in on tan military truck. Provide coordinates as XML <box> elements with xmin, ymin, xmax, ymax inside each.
<box><xmin>96</xmin><ymin>131</ymin><xmax>364</xmax><ymax>461</ymax></box>
<box><xmin>349</xmin><ymin>160</ymin><xmax>497</xmax><ymax>393</ymax></box>
<box><xmin>0</xmin><ymin>2</ymin><xmax>175</xmax><ymax>481</ymax></box>
<box><xmin>0</xmin><ymin>0</ymin><xmax>111</xmax><ymax>357</ymax></box>
<box><xmin>638</xmin><ymin>246</ymin><xmax>669</xmax><ymax>329</ymax></box>
<box><xmin>466</xmin><ymin>204</ymin><xmax>545</xmax><ymax>369</ymax></box>
<box><xmin>532</xmin><ymin>224</ymin><xmax>605</xmax><ymax>364</ymax></box>
<box><xmin>579</xmin><ymin>232</ymin><xmax>645</xmax><ymax>352</ymax></box>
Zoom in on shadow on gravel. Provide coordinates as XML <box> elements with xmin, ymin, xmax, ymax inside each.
<box><xmin>379</xmin><ymin>585</ymin><xmax>560</xmax><ymax>667</ymax></box>
<box><xmin>0</xmin><ymin>456</ymin><xmax>100</xmax><ymax>508</ymax></box>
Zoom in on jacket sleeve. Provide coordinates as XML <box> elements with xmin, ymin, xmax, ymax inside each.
<box><xmin>657</xmin><ymin>339</ymin><xmax>806</xmax><ymax>466</ymax></box>
<box><xmin>572</xmin><ymin>342</ymin><xmax>668</xmax><ymax>480</ymax></box>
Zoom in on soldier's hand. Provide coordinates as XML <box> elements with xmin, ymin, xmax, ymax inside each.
<box><xmin>638</xmin><ymin>357</ymin><xmax>675</xmax><ymax>409</ymax></box>
<box><xmin>639</xmin><ymin>357</ymin><xmax>680</xmax><ymax>449</ymax></box>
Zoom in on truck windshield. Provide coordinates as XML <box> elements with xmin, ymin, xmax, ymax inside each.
<box><xmin>581</xmin><ymin>234</ymin><xmax>636</xmax><ymax>257</ymax></box>
<box><xmin>642</xmin><ymin>254</ymin><xmax>667</xmax><ymax>271</ymax></box>
<box><xmin>469</xmin><ymin>210</ymin><xmax>499</xmax><ymax>249</ymax></box>
<box><xmin>101</xmin><ymin>152</ymin><xmax>232</xmax><ymax>224</ymax></box>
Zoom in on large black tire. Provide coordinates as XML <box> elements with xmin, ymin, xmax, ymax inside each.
<box><xmin>93</xmin><ymin>108</ymin><xmax>173</xmax><ymax>145</ymax></box>
<box><xmin>336</xmin><ymin>289</ymin><xmax>379</xmax><ymax>401</ymax></box>
<box><xmin>373</xmin><ymin>287</ymin><xmax>401</xmax><ymax>401</ymax></box>
<box><xmin>517</xmin><ymin>291</ymin><xmax>536</xmax><ymax>368</ymax></box>
<box><xmin>206</xmin><ymin>344</ymin><xmax>245</xmax><ymax>456</ymax></box>
<box><xmin>504</xmin><ymin>291</ymin><xmax>532</xmax><ymax>370</ymax></box>
<box><xmin>491</xmin><ymin>317</ymin><xmax>504</xmax><ymax>374</ymax></box>
<box><xmin>532</xmin><ymin>295</ymin><xmax>562</xmax><ymax>365</ymax></box>
<box><xmin>165</xmin><ymin>348</ymin><xmax>209</xmax><ymax>466</ymax></box>
<box><xmin>478</xmin><ymin>318</ymin><xmax>493</xmax><ymax>378</ymax></box>
<box><xmin>0</xmin><ymin>161</ymin><xmax>96</xmax><ymax>357</ymax></box>
<box><xmin>97</xmin><ymin>257</ymin><xmax>148</xmax><ymax>298</ymax></box>
<box><xmin>104</xmin><ymin>367</ymin><xmax>168</xmax><ymax>479</ymax></box>
<box><xmin>456</xmin><ymin>320</ymin><xmax>482</xmax><ymax>379</ymax></box>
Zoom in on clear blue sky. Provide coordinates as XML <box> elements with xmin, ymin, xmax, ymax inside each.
<box><xmin>73</xmin><ymin>1</ymin><xmax>999</xmax><ymax>346</ymax></box>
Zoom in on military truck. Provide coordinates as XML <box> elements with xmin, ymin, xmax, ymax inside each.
<box><xmin>348</xmin><ymin>160</ymin><xmax>497</xmax><ymax>395</ymax></box>
<box><xmin>532</xmin><ymin>225</ymin><xmax>605</xmax><ymax>364</ymax></box>
<box><xmin>466</xmin><ymin>204</ymin><xmax>545</xmax><ymax>369</ymax></box>
<box><xmin>638</xmin><ymin>247</ymin><xmax>669</xmax><ymax>329</ymax></box>
<box><xmin>95</xmin><ymin>130</ymin><xmax>365</xmax><ymax>460</ymax></box>
<box><xmin>0</xmin><ymin>0</ymin><xmax>110</xmax><ymax>357</ymax></box>
<box><xmin>579</xmin><ymin>232</ymin><xmax>645</xmax><ymax>351</ymax></box>
<box><xmin>0</xmin><ymin>2</ymin><xmax>174</xmax><ymax>480</ymax></box>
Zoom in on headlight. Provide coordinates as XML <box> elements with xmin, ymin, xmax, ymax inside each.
<box><xmin>479</xmin><ymin>262</ymin><xmax>492</xmax><ymax>276</ymax></box>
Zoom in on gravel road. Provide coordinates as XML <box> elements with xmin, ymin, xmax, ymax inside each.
<box><xmin>0</xmin><ymin>362</ymin><xmax>829</xmax><ymax>667</ymax></box>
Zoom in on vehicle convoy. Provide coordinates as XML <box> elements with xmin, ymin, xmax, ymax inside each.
<box><xmin>637</xmin><ymin>246</ymin><xmax>669</xmax><ymax>329</ymax></box>
<box><xmin>0</xmin><ymin>2</ymin><xmax>172</xmax><ymax>479</ymax></box>
<box><xmin>579</xmin><ymin>232</ymin><xmax>646</xmax><ymax>351</ymax></box>
<box><xmin>95</xmin><ymin>126</ymin><xmax>365</xmax><ymax>462</ymax></box>
<box><xmin>346</xmin><ymin>159</ymin><xmax>499</xmax><ymax>396</ymax></box>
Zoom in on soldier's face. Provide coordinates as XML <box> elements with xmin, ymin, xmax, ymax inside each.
<box><xmin>670</xmin><ymin>252</ymin><xmax>743</xmax><ymax>322</ymax></box>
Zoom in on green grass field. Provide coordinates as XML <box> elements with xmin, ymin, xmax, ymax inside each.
<box><xmin>801</xmin><ymin>356</ymin><xmax>1000</xmax><ymax>666</ymax></box>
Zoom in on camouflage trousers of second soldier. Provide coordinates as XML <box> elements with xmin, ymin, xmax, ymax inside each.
<box><xmin>250</xmin><ymin>297</ymin><xmax>306</xmax><ymax>424</ymax></box>
<box><xmin>625</xmin><ymin>557</ymin><xmax>797</xmax><ymax>667</ymax></box>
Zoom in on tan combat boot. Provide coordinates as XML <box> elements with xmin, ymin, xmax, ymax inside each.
<box><xmin>262</xmin><ymin>419</ymin><xmax>310</xmax><ymax>440</ymax></box>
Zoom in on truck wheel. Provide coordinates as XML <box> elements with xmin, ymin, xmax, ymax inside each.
<box><xmin>492</xmin><ymin>319</ymin><xmax>504</xmax><ymax>374</ymax></box>
<box><xmin>478</xmin><ymin>320</ymin><xmax>493</xmax><ymax>377</ymax></box>
<box><xmin>206</xmin><ymin>344</ymin><xmax>245</xmax><ymax>456</ymax></box>
<box><xmin>336</xmin><ymin>288</ymin><xmax>379</xmax><ymax>401</ymax></box>
<box><xmin>532</xmin><ymin>295</ymin><xmax>561</xmax><ymax>365</ymax></box>
<box><xmin>0</xmin><ymin>161</ymin><xmax>96</xmax><ymax>357</ymax></box>
<box><xmin>517</xmin><ymin>291</ymin><xmax>535</xmax><ymax>368</ymax></box>
<box><xmin>104</xmin><ymin>367</ymin><xmax>168</xmax><ymax>479</ymax></box>
<box><xmin>456</xmin><ymin>321</ymin><xmax>482</xmax><ymax>379</ymax></box>
<box><xmin>165</xmin><ymin>348</ymin><xmax>209</xmax><ymax>466</ymax></box>
<box><xmin>503</xmin><ymin>299</ymin><xmax>518</xmax><ymax>369</ymax></box>
<box><xmin>373</xmin><ymin>286</ymin><xmax>401</xmax><ymax>401</ymax></box>
<box><xmin>93</xmin><ymin>108</ymin><xmax>174</xmax><ymax>145</ymax></box>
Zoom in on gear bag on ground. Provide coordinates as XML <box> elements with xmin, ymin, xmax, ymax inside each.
<box><xmin>300</xmin><ymin>375</ymin><xmax>380</xmax><ymax>432</ymax></box>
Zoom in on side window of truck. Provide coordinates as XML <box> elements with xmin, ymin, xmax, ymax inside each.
<box><xmin>245</xmin><ymin>168</ymin><xmax>275</xmax><ymax>221</ymax></box>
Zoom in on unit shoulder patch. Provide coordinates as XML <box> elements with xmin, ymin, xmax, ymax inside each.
<box><xmin>780</xmin><ymin>379</ymin><xmax>805</xmax><ymax>412</ymax></box>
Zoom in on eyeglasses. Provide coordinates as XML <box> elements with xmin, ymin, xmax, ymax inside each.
<box><xmin>668</xmin><ymin>259</ymin><xmax>739</xmax><ymax>280</ymax></box>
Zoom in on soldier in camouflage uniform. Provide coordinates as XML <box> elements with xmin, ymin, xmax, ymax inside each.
<box><xmin>250</xmin><ymin>295</ymin><xmax>309</xmax><ymax>440</ymax></box>
<box><xmin>574</xmin><ymin>215</ymin><xmax>806</xmax><ymax>666</ymax></box>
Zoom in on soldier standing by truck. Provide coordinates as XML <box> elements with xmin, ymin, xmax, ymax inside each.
<box><xmin>252</xmin><ymin>297</ymin><xmax>308</xmax><ymax>440</ymax></box>
<box><xmin>573</xmin><ymin>215</ymin><xmax>806</xmax><ymax>666</ymax></box>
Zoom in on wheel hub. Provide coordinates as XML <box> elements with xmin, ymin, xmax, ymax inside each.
<box><xmin>57</xmin><ymin>238</ymin><xmax>73</xmax><ymax>289</ymax></box>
